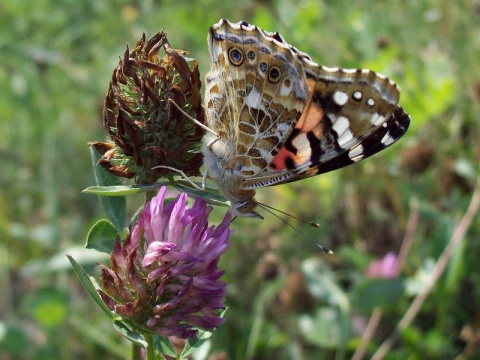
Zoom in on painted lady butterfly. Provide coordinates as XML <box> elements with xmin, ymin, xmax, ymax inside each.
<box><xmin>202</xmin><ymin>19</ymin><xmax>410</xmax><ymax>218</ymax></box>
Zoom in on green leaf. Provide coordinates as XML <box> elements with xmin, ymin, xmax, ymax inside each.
<box><xmin>66</xmin><ymin>255</ymin><xmax>114</xmax><ymax>319</ymax></box>
<box><xmin>86</xmin><ymin>219</ymin><xmax>118</xmax><ymax>254</ymax></box>
<box><xmin>89</xmin><ymin>147</ymin><xmax>126</xmax><ymax>233</ymax></box>
<box><xmin>301</xmin><ymin>259</ymin><xmax>348</xmax><ymax>306</ymax></box>
<box><xmin>153</xmin><ymin>335</ymin><xmax>177</xmax><ymax>357</ymax></box>
<box><xmin>83</xmin><ymin>183</ymin><xmax>167</xmax><ymax>196</ymax></box>
<box><xmin>173</xmin><ymin>181</ymin><xmax>230</xmax><ymax>207</ymax></box>
<box><xmin>299</xmin><ymin>307</ymin><xmax>342</xmax><ymax>348</ymax></box>
<box><xmin>113</xmin><ymin>320</ymin><xmax>148</xmax><ymax>348</ymax></box>
<box><xmin>301</xmin><ymin>258</ymin><xmax>350</xmax><ymax>358</ymax></box>
<box><xmin>349</xmin><ymin>278</ymin><xmax>405</xmax><ymax>312</ymax></box>
<box><xmin>84</xmin><ymin>180</ymin><xmax>230</xmax><ymax>207</ymax></box>
<box><xmin>446</xmin><ymin>237</ymin><xmax>466</xmax><ymax>292</ymax></box>
<box><xmin>181</xmin><ymin>326</ymin><xmax>215</xmax><ymax>357</ymax></box>
<box><xmin>337</xmin><ymin>245</ymin><xmax>373</xmax><ymax>270</ymax></box>
<box><xmin>0</xmin><ymin>322</ymin><xmax>30</xmax><ymax>355</ymax></box>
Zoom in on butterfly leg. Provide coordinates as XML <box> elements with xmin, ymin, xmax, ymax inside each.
<box><xmin>206</xmin><ymin>136</ymin><xmax>220</xmax><ymax>149</ymax></box>
<box><xmin>167</xmin><ymin>98</ymin><xmax>219</xmax><ymax>137</ymax></box>
<box><xmin>201</xmin><ymin>169</ymin><xmax>208</xmax><ymax>192</ymax></box>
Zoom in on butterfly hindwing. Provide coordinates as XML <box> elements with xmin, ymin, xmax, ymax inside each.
<box><xmin>205</xmin><ymin>20</ymin><xmax>310</xmax><ymax>177</ymax></box>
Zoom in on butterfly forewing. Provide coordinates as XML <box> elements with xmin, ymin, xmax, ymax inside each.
<box><xmin>261</xmin><ymin>106</ymin><xmax>410</xmax><ymax>186</ymax></box>
<box><xmin>243</xmin><ymin>64</ymin><xmax>408</xmax><ymax>188</ymax></box>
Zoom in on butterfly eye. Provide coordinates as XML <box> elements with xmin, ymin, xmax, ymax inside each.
<box><xmin>236</xmin><ymin>201</ymin><xmax>249</xmax><ymax>211</ymax></box>
<box><xmin>268</xmin><ymin>66</ymin><xmax>281</xmax><ymax>83</ymax></box>
<box><xmin>228</xmin><ymin>48</ymin><xmax>244</xmax><ymax>66</ymax></box>
<box><xmin>246</xmin><ymin>50</ymin><xmax>256</xmax><ymax>61</ymax></box>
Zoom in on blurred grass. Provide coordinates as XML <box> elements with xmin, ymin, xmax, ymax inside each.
<box><xmin>1</xmin><ymin>0</ymin><xmax>480</xmax><ymax>359</ymax></box>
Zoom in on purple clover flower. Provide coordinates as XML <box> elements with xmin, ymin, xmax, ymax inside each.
<box><xmin>365</xmin><ymin>251</ymin><xmax>399</xmax><ymax>279</ymax></box>
<box><xmin>98</xmin><ymin>187</ymin><xmax>232</xmax><ymax>338</ymax></box>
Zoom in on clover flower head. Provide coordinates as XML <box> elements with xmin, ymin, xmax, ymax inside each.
<box><xmin>98</xmin><ymin>187</ymin><xmax>232</xmax><ymax>338</ymax></box>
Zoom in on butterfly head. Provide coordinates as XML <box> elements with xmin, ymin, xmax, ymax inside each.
<box><xmin>231</xmin><ymin>199</ymin><xmax>263</xmax><ymax>219</ymax></box>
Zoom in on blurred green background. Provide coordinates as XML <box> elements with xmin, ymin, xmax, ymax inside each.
<box><xmin>1</xmin><ymin>0</ymin><xmax>480</xmax><ymax>359</ymax></box>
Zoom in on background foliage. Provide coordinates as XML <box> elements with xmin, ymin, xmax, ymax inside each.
<box><xmin>1</xmin><ymin>0</ymin><xmax>480</xmax><ymax>359</ymax></box>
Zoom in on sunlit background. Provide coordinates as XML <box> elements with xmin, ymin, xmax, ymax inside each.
<box><xmin>2</xmin><ymin>1</ymin><xmax>480</xmax><ymax>359</ymax></box>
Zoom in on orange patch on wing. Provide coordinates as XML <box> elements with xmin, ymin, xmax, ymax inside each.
<box><xmin>295</xmin><ymin>79</ymin><xmax>324</xmax><ymax>133</ymax></box>
<box><xmin>269</xmin><ymin>146</ymin><xmax>295</xmax><ymax>171</ymax></box>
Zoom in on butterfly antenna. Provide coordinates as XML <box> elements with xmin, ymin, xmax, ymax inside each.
<box><xmin>257</xmin><ymin>203</ymin><xmax>333</xmax><ymax>254</ymax></box>
<box><xmin>258</xmin><ymin>202</ymin><xmax>321</xmax><ymax>228</ymax></box>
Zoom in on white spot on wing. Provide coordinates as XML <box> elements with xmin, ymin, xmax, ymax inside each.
<box><xmin>333</xmin><ymin>91</ymin><xmax>349</xmax><ymax>106</ymax></box>
<box><xmin>322</xmin><ymin>66</ymin><xmax>340</xmax><ymax>73</ymax></box>
<box><xmin>381</xmin><ymin>132</ymin><xmax>395</xmax><ymax>146</ymax></box>
<box><xmin>210</xmin><ymin>45</ymin><xmax>221</xmax><ymax>62</ymax></box>
<box><xmin>338</xmin><ymin>129</ymin><xmax>354</xmax><ymax>148</ymax></box>
<box><xmin>276</xmin><ymin>122</ymin><xmax>291</xmax><ymax>136</ymax></box>
<box><xmin>332</xmin><ymin>116</ymin><xmax>350</xmax><ymax>135</ymax></box>
<box><xmin>246</xmin><ymin>87</ymin><xmax>262</xmax><ymax>108</ymax></box>
<box><xmin>353</xmin><ymin>91</ymin><xmax>362</xmax><ymax>100</ymax></box>
<box><xmin>349</xmin><ymin>144</ymin><xmax>364</xmax><ymax>162</ymax></box>
<box><xmin>291</xmin><ymin>133</ymin><xmax>312</xmax><ymax>165</ymax></box>
<box><xmin>371</xmin><ymin>113</ymin><xmax>386</xmax><ymax>126</ymax></box>
<box><xmin>280</xmin><ymin>79</ymin><xmax>293</xmax><ymax>96</ymax></box>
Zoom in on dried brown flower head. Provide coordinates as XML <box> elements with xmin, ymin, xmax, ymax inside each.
<box><xmin>92</xmin><ymin>31</ymin><xmax>205</xmax><ymax>184</ymax></box>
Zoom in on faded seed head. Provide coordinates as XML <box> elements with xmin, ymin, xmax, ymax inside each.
<box><xmin>93</xmin><ymin>31</ymin><xmax>205</xmax><ymax>184</ymax></box>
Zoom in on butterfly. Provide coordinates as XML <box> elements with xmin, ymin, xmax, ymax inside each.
<box><xmin>202</xmin><ymin>19</ymin><xmax>410</xmax><ymax>219</ymax></box>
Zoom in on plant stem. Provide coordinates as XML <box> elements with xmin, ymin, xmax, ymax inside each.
<box><xmin>145</xmin><ymin>333</ymin><xmax>156</xmax><ymax>360</ymax></box>
<box><xmin>132</xmin><ymin>343</ymin><xmax>142</xmax><ymax>360</ymax></box>
<box><xmin>351</xmin><ymin>307</ymin><xmax>383</xmax><ymax>360</ymax></box>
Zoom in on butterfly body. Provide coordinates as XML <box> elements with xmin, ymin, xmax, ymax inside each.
<box><xmin>203</xmin><ymin>19</ymin><xmax>410</xmax><ymax>218</ymax></box>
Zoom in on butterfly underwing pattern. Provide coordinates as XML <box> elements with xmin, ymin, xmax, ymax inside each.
<box><xmin>202</xmin><ymin>19</ymin><xmax>410</xmax><ymax>218</ymax></box>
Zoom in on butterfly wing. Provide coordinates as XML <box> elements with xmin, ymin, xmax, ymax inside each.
<box><xmin>268</xmin><ymin>106</ymin><xmax>410</xmax><ymax>186</ymax></box>
<box><xmin>243</xmin><ymin>65</ymin><xmax>410</xmax><ymax>189</ymax></box>
<box><xmin>304</xmin><ymin>106</ymin><xmax>409</xmax><ymax>175</ymax></box>
<box><xmin>204</xmin><ymin>19</ymin><xmax>310</xmax><ymax>177</ymax></box>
